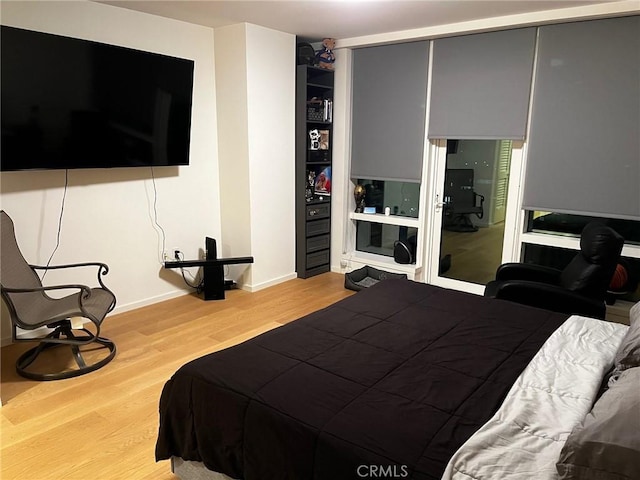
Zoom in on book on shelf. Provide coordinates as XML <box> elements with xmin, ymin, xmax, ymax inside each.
<box><xmin>322</xmin><ymin>99</ymin><xmax>333</xmax><ymax>122</ymax></box>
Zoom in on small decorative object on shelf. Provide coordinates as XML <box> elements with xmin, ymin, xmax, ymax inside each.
<box><xmin>319</xmin><ymin>129</ymin><xmax>330</xmax><ymax>150</ymax></box>
<box><xmin>309</xmin><ymin>129</ymin><xmax>321</xmax><ymax>150</ymax></box>
<box><xmin>315</xmin><ymin>38</ymin><xmax>336</xmax><ymax>70</ymax></box>
<box><xmin>306</xmin><ymin>170</ymin><xmax>316</xmax><ymax>202</ymax></box>
<box><xmin>308</xmin><ymin>150</ymin><xmax>330</xmax><ymax>162</ymax></box>
<box><xmin>307</xmin><ymin>98</ymin><xmax>324</xmax><ymax>121</ymax></box>
<box><xmin>354</xmin><ymin>184</ymin><xmax>366</xmax><ymax>213</ymax></box>
<box><xmin>296</xmin><ymin>42</ymin><xmax>316</xmax><ymax>66</ymax></box>
<box><xmin>306</xmin><ymin>97</ymin><xmax>333</xmax><ymax>122</ymax></box>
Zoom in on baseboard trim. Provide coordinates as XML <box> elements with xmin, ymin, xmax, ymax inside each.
<box><xmin>242</xmin><ymin>272</ymin><xmax>297</xmax><ymax>292</ymax></box>
<box><xmin>1</xmin><ymin>277</ymin><xmax>301</xmax><ymax>347</ymax></box>
<box><xmin>112</xmin><ymin>289</ymin><xmax>191</xmax><ymax>315</ymax></box>
<box><xmin>1</xmin><ymin>289</ymin><xmax>191</xmax><ymax>347</ymax></box>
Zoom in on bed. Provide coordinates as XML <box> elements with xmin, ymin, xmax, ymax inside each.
<box><xmin>155</xmin><ymin>279</ymin><xmax>640</xmax><ymax>480</ymax></box>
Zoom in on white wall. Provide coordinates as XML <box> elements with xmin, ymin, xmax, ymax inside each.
<box><xmin>245</xmin><ymin>24</ymin><xmax>297</xmax><ymax>289</ymax></box>
<box><xmin>214</xmin><ymin>24</ymin><xmax>252</xmax><ymax>274</ymax></box>
<box><xmin>0</xmin><ymin>1</ymin><xmax>220</xmax><ymax>344</ymax></box>
<box><xmin>215</xmin><ymin>24</ymin><xmax>297</xmax><ymax>290</ymax></box>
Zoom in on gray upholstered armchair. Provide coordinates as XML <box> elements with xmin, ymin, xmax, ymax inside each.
<box><xmin>0</xmin><ymin>210</ymin><xmax>116</xmax><ymax>380</ymax></box>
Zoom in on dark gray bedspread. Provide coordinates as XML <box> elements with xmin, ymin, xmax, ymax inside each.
<box><xmin>156</xmin><ymin>280</ymin><xmax>568</xmax><ymax>479</ymax></box>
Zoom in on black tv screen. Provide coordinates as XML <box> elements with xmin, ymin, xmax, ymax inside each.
<box><xmin>1</xmin><ymin>26</ymin><xmax>194</xmax><ymax>171</ymax></box>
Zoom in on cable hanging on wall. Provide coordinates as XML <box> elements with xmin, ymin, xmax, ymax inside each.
<box><xmin>149</xmin><ymin>166</ymin><xmax>204</xmax><ymax>292</ymax></box>
<box><xmin>149</xmin><ymin>166</ymin><xmax>168</xmax><ymax>265</ymax></box>
<box><xmin>41</xmin><ymin>169</ymin><xmax>69</xmax><ymax>281</ymax></box>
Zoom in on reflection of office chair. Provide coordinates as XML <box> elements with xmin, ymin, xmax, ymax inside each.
<box><xmin>484</xmin><ymin>222</ymin><xmax>624</xmax><ymax>319</ymax></box>
<box><xmin>0</xmin><ymin>211</ymin><xmax>117</xmax><ymax>380</ymax></box>
<box><xmin>443</xmin><ymin>169</ymin><xmax>484</xmax><ymax>232</ymax></box>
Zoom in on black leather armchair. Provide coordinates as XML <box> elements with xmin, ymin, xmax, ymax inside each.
<box><xmin>484</xmin><ymin>222</ymin><xmax>624</xmax><ymax>319</ymax></box>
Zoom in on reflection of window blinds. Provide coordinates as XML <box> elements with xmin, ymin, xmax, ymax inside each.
<box><xmin>495</xmin><ymin>179</ymin><xmax>508</xmax><ymax>209</ymax></box>
<box><xmin>494</xmin><ymin>140</ymin><xmax>512</xmax><ymax>209</ymax></box>
<box><xmin>499</xmin><ymin>141</ymin><xmax>511</xmax><ymax>173</ymax></box>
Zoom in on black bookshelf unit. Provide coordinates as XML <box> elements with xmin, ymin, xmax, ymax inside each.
<box><xmin>295</xmin><ymin>65</ymin><xmax>334</xmax><ymax>278</ymax></box>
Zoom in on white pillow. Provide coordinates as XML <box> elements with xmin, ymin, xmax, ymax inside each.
<box><xmin>608</xmin><ymin>301</ymin><xmax>640</xmax><ymax>387</ymax></box>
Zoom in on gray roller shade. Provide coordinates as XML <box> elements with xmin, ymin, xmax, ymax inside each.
<box><xmin>522</xmin><ymin>16</ymin><xmax>640</xmax><ymax>221</ymax></box>
<box><xmin>351</xmin><ymin>41</ymin><xmax>429</xmax><ymax>183</ymax></box>
<box><xmin>428</xmin><ymin>28</ymin><xmax>536</xmax><ymax>140</ymax></box>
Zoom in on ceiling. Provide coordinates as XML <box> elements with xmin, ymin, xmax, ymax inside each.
<box><xmin>96</xmin><ymin>1</ymin><xmax>617</xmax><ymax>41</ymax></box>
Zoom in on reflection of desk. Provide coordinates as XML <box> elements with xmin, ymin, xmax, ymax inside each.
<box><xmin>164</xmin><ymin>237</ymin><xmax>254</xmax><ymax>300</ymax></box>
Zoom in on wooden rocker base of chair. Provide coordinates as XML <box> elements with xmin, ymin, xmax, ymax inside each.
<box><xmin>16</xmin><ymin>336</ymin><xmax>117</xmax><ymax>381</ymax></box>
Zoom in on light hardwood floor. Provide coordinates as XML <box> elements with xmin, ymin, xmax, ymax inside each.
<box><xmin>1</xmin><ymin>272</ymin><xmax>353</xmax><ymax>480</ymax></box>
<box><xmin>440</xmin><ymin>223</ymin><xmax>505</xmax><ymax>285</ymax></box>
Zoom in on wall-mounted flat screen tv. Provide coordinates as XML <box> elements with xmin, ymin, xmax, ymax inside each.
<box><xmin>1</xmin><ymin>26</ymin><xmax>194</xmax><ymax>171</ymax></box>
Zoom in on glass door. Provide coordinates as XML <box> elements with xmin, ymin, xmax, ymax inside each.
<box><xmin>426</xmin><ymin>139</ymin><xmax>521</xmax><ymax>294</ymax></box>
